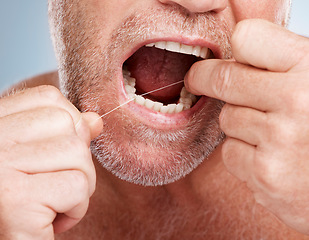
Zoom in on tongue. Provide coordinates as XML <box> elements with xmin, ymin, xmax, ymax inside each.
<box><xmin>125</xmin><ymin>46</ymin><xmax>198</xmax><ymax>103</ymax></box>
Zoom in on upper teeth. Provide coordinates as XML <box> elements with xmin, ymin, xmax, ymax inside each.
<box><xmin>123</xmin><ymin>68</ymin><xmax>197</xmax><ymax>114</ymax></box>
<box><xmin>146</xmin><ymin>41</ymin><xmax>209</xmax><ymax>59</ymax></box>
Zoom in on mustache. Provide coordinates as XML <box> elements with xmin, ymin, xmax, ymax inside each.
<box><xmin>109</xmin><ymin>4</ymin><xmax>233</xmax><ymax>60</ymax></box>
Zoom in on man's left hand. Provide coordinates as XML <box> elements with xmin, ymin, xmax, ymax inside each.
<box><xmin>185</xmin><ymin>19</ymin><xmax>309</xmax><ymax>235</ymax></box>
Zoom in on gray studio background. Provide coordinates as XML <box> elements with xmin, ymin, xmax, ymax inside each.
<box><xmin>1</xmin><ymin>1</ymin><xmax>309</xmax><ymax>91</ymax></box>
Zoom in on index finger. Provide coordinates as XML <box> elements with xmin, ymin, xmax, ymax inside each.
<box><xmin>185</xmin><ymin>59</ymin><xmax>282</xmax><ymax>111</ymax></box>
<box><xmin>0</xmin><ymin>85</ymin><xmax>81</xmax><ymax>125</ymax></box>
<box><xmin>232</xmin><ymin>19</ymin><xmax>309</xmax><ymax>72</ymax></box>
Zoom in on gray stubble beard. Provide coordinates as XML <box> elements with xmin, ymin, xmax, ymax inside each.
<box><xmin>49</xmin><ymin>1</ymin><xmax>231</xmax><ymax>186</ymax></box>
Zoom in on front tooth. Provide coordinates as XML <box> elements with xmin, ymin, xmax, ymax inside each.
<box><xmin>148</xmin><ymin>42</ymin><xmax>211</xmax><ymax>59</ymax></box>
<box><xmin>155</xmin><ymin>41</ymin><xmax>167</xmax><ymax>50</ymax></box>
<box><xmin>160</xmin><ymin>105</ymin><xmax>169</xmax><ymax>114</ymax></box>
<box><xmin>180</xmin><ymin>44</ymin><xmax>193</xmax><ymax>55</ymax></box>
<box><xmin>135</xmin><ymin>95</ymin><xmax>146</xmax><ymax>105</ymax></box>
<box><xmin>192</xmin><ymin>46</ymin><xmax>202</xmax><ymax>57</ymax></box>
<box><xmin>153</xmin><ymin>102</ymin><xmax>163</xmax><ymax>111</ymax></box>
<box><xmin>175</xmin><ymin>103</ymin><xmax>184</xmax><ymax>113</ymax></box>
<box><xmin>167</xmin><ymin>104</ymin><xmax>177</xmax><ymax>114</ymax></box>
<box><xmin>200</xmin><ymin>47</ymin><xmax>209</xmax><ymax>59</ymax></box>
<box><xmin>145</xmin><ymin>99</ymin><xmax>155</xmax><ymax>109</ymax></box>
<box><xmin>166</xmin><ymin>42</ymin><xmax>180</xmax><ymax>53</ymax></box>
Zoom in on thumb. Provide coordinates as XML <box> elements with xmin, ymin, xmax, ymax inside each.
<box><xmin>81</xmin><ymin>112</ymin><xmax>104</xmax><ymax>139</ymax></box>
<box><xmin>75</xmin><ymin>112</ymin><xmax>103</xmax><ymax>145</ymax></box>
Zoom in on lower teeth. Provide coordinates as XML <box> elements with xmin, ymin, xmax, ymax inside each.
<box><xmin>123</xmin><ymin>68</ymin><xmax>197</xmax><ymax>114</ymax></box>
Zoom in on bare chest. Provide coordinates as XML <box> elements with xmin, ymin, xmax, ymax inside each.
<box><xmin>56</xmin><ymin>177</ymin><xmax>309</xmax><ymax>240</ymax></box>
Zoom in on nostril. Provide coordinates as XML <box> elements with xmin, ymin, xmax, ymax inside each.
<box><xmin>158</xmin><ymin>0</ymin><xmax>228</xmax><ymax>14</ymax></box>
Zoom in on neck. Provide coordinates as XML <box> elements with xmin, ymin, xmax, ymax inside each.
<box><xmin>93</xmin><ymin>143</ymin><xmax>223</xmax><ymax>208</ymax></box>
<box><xmin>57</xmin><ymin>145</ymin><xmax>309</xmax><ymax>239</ymax></box>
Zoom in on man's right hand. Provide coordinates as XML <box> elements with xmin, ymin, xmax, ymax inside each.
<box><xmin>0</xmin><ymin>85</ymin><xmax>103</xmax><ymax>239</ymax></box>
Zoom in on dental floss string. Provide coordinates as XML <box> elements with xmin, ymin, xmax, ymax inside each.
<box><xmin>98</xmin><ymin>80</ymin><xmax>185</xmax><ymax>119</ymax></box>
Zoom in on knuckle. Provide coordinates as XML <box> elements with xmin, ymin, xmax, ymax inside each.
<box><xmin>0</xmin><ymin>175</ymin><xmax>29</xmax><ymax>211</ymax></box>
<box><xmin>69</xmin><ymin>171</ymin><xmax>89</xmax><ymax>199</ymax></box>
<box><xmin>70</xmin><ymin>137</ymin><xmax>95</xmax><ymax>193</ymax></box>
<box><xmin>219</xmin><ymin>104</ymin><xmax>230</xmax><ymax>132</ymax></box>
<box><xmin>65</xmin><ymin>136</ymin><xmax>93</xmax><ymax>174</ymax></box>
<box><xmin>290</xmin><ymin>90</ymin><xmax>309</xmax><ymax>114</ymax></box>
<box><xmin>267</xmin><ymin>122</ymin><xmax>283</xmax><ymax>143</ymax></box>
<box><xmin>36</xmin><ymin>85</ymin><xmax>63</xmax><ymax>103</ymax></box>
<box><xmin>213</xmin><ymin>62</ymin><xmax>233</xmax><ymax>99</ymax></box>
<box><xmin>51</xmin><ymin>107</ymin><xmax>75</xmax><ymax>131</ymax></box>
<box><xmin>293</xmin><ymin>39</ymin><xmax>309</xmax><ymax>69</ymax></box>
<box><xmin>264</xmin><ymin>115</ymin><xmax>276</xmax><ymax>141</ymax></box>
<box><xmin>279</xmin><ymin>83</ymin><xmax>309</xmax><ymax>114</ymax></box>
<box><xmin>253</xmin><ymin>157</ymin><xmax>279</xmax><ymax>192</ymax></box>
<box><xmin>70</xmin><ymin>136</ymin><xmax>91</xmax><ymax>160</ymax></box>
<box><xmin>57</xmin><ymin>107</ymin><xmax>73</xmax><ymax>123</ymax></box>
<box><xmin>265</xmin><ymin>115</ymin><xmax>294</xmax><ymax>145</ymax></box>
<box><xmin>221</xmin><ymin>138</ymin><xmax>236</xmax><ymax>162</ymax></box>
<box><xmin>264</xmin><ymin>114</ymin><xmax>287</xmax><ymax>143</ymax></box>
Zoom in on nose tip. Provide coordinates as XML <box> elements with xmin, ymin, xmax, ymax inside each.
<box><xmin>159</xmin><ymin>0</ymin><xmax>228</xmax><ymax>13</ymax></box>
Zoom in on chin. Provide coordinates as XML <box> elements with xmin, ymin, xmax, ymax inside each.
<box><xmin>91</xmin><ymin>95</ymin><xmax>225</xmax><ymax>186</ymax></box>
<box><xmin>52</xmin><ymin>4</ymin><xmax>231</xmax><ymax>186</ymax></box>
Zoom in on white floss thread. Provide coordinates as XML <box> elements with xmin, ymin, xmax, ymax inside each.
<box><xmin>98</xmin><ymin>80</ymin><xmax>185</xmax><ymax>119</ymax></box>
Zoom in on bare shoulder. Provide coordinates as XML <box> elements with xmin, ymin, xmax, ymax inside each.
<box><xmin>21</xmin><ymin>71</ymin><xmax>59</xmax><ymax>89</ymax></box>
<box><xmin>1</xmin><ymin>71</ymin><xmax>59</xmax><ymax>97</ymax></box>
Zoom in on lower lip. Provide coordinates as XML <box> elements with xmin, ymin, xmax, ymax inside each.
<box><xmin>118</xmin><ymin>75</ymin><xmax>208</xmax><ymax>130</ymax></box>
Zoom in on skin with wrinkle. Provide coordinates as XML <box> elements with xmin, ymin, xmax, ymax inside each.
<box><xmin>5</xmin><ymin>0</ymin><xmax>309</xmax><ymax>239</ymax></box>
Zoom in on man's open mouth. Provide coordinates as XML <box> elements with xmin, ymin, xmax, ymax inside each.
<box><xmin>122</xmin><ymin>41</ymin><xmax>214</xmax><ymax>115</ymax></box>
